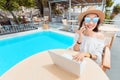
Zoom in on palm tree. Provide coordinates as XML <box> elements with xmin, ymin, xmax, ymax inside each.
<box><xmin>113</xmin><ymin>4</ymin><xmax>120</xmax><ymax>14</ymax></box>
<box><xmin>105</xmin><ymin>0</ymin><xmax>114</xmax><ymax>8</ymax></box>
<box><xmin>111</xmin><ymin>4</ymin><xmax>120</xmax><ymax>19</ymax></box>
<box><xmin>105</xmin><ymin>0</ymin><xmax>114</xmax><ymax>19</ymax></box>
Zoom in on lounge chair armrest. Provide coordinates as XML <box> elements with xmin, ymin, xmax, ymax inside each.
<box><xmin>102</xmin><ymin>46</ymin><xmax>111</xmax><ymax>69</ymax></box>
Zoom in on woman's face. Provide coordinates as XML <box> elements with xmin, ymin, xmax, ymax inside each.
<box><xmin>83</xmin><ymin>14</ymin><xmax>99</xmax><ymax>31</ymax></box>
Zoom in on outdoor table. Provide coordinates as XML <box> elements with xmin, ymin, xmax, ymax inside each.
<box><xmin>1</xmin><ymin>49</ymin><xmax>109</xmax><ymax>80</ymax></box>
<box><xmin>99</xmin><ymin>25</ymin><xmax>120</xmax><ymax>32</ymax></box>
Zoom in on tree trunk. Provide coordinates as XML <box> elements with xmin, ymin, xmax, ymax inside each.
<box><xmin>9</xmin><ymin>11</ymin><xmax>20</xmax><ymax>24</ymax></box>
<box><xmin>30</xmin><ymin>11</ymin><xmax>33</xmax><ymax>22</ymax></box>
<box><xmin>35</xmin><ymin>0</ymin><xmax>44</xmax><ymax>17</ymax></box>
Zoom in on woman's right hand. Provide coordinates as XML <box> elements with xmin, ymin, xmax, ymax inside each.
<box><xmin>75</xmin><ymin>26</ymin><xmax>86</xmax><ymax>37</ymax></box>
<box><xmin>75</xmin><ymin>26</ymin><xmax>86</xmax><ymax>41</ymax></box>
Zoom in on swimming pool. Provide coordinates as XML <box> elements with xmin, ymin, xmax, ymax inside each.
<box><xmin>0</xmin><ymin>31</ymin><xmax>74</xmax><ymax>76</ymax></box>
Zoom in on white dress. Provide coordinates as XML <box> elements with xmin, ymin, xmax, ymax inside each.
<box><xmin>73</xmin><ymin>33</ymin><xmax>105</xmax><ymax>65</ymax></box>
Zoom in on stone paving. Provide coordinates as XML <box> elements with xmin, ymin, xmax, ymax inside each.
<box><xmin>107</xmin><ymin>36</ymin><xmax>120</xmax><ymax>80</ymax></box>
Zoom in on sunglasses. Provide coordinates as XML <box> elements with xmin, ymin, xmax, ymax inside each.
<box><xmin>84</xmin><ymin>17</ymin><xmax>99</xmax><ymax>23</ymax></box>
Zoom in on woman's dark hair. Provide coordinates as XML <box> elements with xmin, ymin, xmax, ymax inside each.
<box><xmin>78</xmin><ymin>15</ymin><xmax>100</xmax><ymax>32</ymax></box>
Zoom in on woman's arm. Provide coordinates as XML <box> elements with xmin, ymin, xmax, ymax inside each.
<box><xmin>73</xmin><ymin>40</ymin><xmax>81</xmax><ymax>51</ymax></box>
<box><xmin>73</xmin><ymin>26</ymin><xmax>85</xmax><ymax>51</ymax></box>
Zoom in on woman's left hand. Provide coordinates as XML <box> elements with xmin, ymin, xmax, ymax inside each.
<box><xmin>73</xmin><ymin>53</ymin><xmax>86</xmax><ymax>62</ymax></box>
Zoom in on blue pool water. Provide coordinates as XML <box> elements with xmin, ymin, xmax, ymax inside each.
<box><xmin>0</xmin><ymin>31</ymin><xmax>74</xmax><ymax>76</ymax></box>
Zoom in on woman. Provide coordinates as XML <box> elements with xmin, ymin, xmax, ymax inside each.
<box><xmin>72</xmin><ymin>6</ymin><xmax>105</xmax><ymax>65</ymax></box>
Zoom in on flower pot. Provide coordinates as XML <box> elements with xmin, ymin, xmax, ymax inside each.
<box><xmin>43</xmin><ymin>24</ymin><xmax>49</xmax><ymax>29</ymax></box>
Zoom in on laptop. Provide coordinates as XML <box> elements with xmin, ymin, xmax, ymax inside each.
<box><xmin>48</xmin><ymin>50</ymin><xmax>85</xmax><ymax>77</ymax></box>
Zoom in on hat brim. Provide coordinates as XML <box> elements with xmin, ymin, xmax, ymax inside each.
<box><xmin>78</xmin><ymin>10</ymin><xmax>105</xmax><ymax>24</ymax></box>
